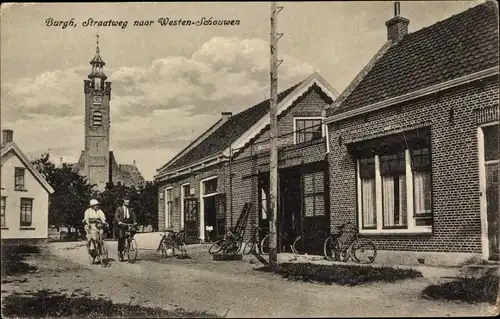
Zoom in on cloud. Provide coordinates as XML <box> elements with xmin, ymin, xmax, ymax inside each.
<box><xmin>1</xmin><ymin>36</ymin><xmax>315</xmax><ymax>179</ymax></box>
<box><xmin>2</xmin><ymin>36</ymin><xmax>314</xmax><ymax>124</ymax></box>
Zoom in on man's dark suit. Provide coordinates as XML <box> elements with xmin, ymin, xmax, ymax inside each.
<box><xmin>114</xmin><ymin>205</ymin><xmax>137</xmax><ymax>253</ymax></box>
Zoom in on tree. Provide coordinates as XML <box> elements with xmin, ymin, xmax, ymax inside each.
<box><xmin>135</xmin><ymin>181</ymin><xmax>158</xmax><ymax>230</ymax></box>
<box><xmin>31</xmin><ymin>153</ymin><xmax>95</xmax><ymax>228</ymax></box>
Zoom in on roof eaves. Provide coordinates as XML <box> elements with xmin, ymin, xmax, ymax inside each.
<box><xmin>154</xmin><ymin>153</ymin><xmax>226</xmax><ymax>181</ymax></box>
<box><xmin>226</xmin><ymin>72</ymin><xmax>338</xmax><ymax>156</ymax></box>
<box><xmin>325</xmin><ymin>66</ymin><xmax>499</xmax><ymax>124</ymax></box>
<box><xmin>1</xmin><ymin>142</ymin><xmax>55</xmax><ymax>194</ymax></box>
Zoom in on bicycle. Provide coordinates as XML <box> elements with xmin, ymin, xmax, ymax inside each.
<box><xmin>158</xmin><ymin>229</ymin><xmax>188</xmax><ymax>258</ymax></box>
<box><xmin>323</xmin><ymin>222</ymin><xmax>377</xmax><ymax>264</ymax></box>
<box><xmin>208</xmin><ymin>228</ymin><xmax>243</xmax><ymax>255</ymax></box>
<box><xmin>87</xmin><ymin>222</ymin><xmax>109</xmax><ymax>267</ymax></box>
<box><xmin>119</xmin><ymin>223</ymin><xmax>138</xmax><ymax>263</ymax></box>
<box><xmin>242</xmin><ymin>226</ymin><xmax>266</xmax><ymax>255</ymax></box>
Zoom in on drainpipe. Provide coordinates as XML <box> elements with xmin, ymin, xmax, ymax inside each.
<box><xmin>323</xmin><ymin>109</ymin><xmax>330</xmax><ymax>154</ymax></box>
<box><xmin>229</xmin><ymin>147</ymin><xmax>233</xmax><ymax>229</ymax></box>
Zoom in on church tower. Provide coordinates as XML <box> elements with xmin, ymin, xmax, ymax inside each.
<box><xmin>81</xmin><ymin>34</ymin><xmax>112</xmax><ymax>190</ymax></box>
<box><xmin>72</xmin><ymin>34</ymin><xmax>145</xmax><ymax>190</ymax></box>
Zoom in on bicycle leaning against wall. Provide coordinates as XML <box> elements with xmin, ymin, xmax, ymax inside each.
<box><xmin>208</xmin><ymin>228</ymin><xmax>243</xmax><ymax>254</ymax></box>
<box><xmin>323</xmin><ymin>222</ymin><xmax>377</xmax><ymax>264</ymax></box>
<box><xmin>158</xmin><ymin>229</ymin><xmax>188</xmax><ymax>258</ymax></box>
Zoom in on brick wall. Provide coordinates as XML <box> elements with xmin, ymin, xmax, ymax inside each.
<box><xmin>327</xmin><ymin>77</ymin><xmax>499</xmax><ymax>253</ymax></box>
<box><xmin>236</xmin><ymin>86</ymin><xmax>328</xmax><ymax>159</ymax></box>
<box><xmin>157</xmin><ymin>165</ymin><xmax>224</xmax><ymax>232</ymax></box>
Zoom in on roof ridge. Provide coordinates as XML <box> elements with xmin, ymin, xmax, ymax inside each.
<box><xmin>403</xmin><ymin>1</ymin><xmax>495</xmax><ymax>42</ymax></box>
<box><xmin>336</xmin><ymin>0</ymin><xmax>498</xmax><ymax>114</ymax></box>
<box><xmin>157</xmin><ymin>80</ymin><xmax>304</xmax><ymax>174</ymax></box>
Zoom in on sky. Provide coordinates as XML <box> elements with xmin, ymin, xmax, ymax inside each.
<box><xmin>1</xmin><ymin>1</ymin><xmax>484</xmax><ymax>181</ymax></box>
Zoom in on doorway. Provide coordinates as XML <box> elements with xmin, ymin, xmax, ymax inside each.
<box><xmin>279</xmin><ymin>167</ymin><xmax>302</xmax><ymax>253</ymax></box>
<box><xmin>203</xmin><ymin>195</ymin><xmax>217</xmax><ymax>242</ymax></box>
<box><xmin>479</xmin><ymin>123</ymin><xmax>499</xmax><ymax>261</ymax></box>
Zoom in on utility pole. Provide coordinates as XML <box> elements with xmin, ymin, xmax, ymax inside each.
<box><xmin>269</xmin><ymin>1</ymin><xmax>283</xmax><ymax>267</ymax></box>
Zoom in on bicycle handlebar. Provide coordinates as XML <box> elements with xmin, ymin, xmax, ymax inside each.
<box><xmin>120</xmin><ymin>222</ymin><xmax>137</xmax><ymax>226</ymax></box>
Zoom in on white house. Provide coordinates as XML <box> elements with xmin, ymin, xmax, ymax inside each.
<box><xmin>1</xmin><ymin>129</ymin><xmax>54</xmax><ymax>244</ymax></box>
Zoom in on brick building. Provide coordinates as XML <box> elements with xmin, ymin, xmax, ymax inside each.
<box><xmin>325</xmin><ymin>1</ymin><xmax>499</xmax><ymax>265</ymax></box>
<box><xmin>154</xmin><ymin>73</ymin><xmax>338</xmax><ymax>251</ymax></box>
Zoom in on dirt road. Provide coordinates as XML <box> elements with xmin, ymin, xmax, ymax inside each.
<box><xmin>1</xmin><ymin>242</ymin><xmax>495</xmax><ymax>317</ymax></box>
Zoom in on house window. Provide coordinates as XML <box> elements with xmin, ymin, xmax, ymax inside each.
<box><xmin>303</xmin><ymin>171</ymin><xmax>325</xmax><ymax>217</ymax></box>
<box><xmin>359</xmin><ymin>158</ymin><xmax>376</xmax><ymax>229</ymax></box>
<box><xmin>295</xmin><ymin>118</ymin><xmax>323</xmax><ymax>144</ymax></box>
<box><xmin>20</xmin><ymin>198</ymin><xmax>33</xmax><ymax>227</ymax></box>
<box><xmin>354</xmin><ymin>128</ymin><xmax>432</xmax><ymax>233</ymax></box>
<box><xmin>412</xmin><ymin>148</ymin><xmax>432</xmax><ymax>226</ymax></box>
<box><xmin>180</xmin><ymin>184</ymin><xmax>190</xmax><ymax>228</ymax></box>
<box><xmin>182</xmin><ymin>185</ymin><xmax>191</xmax><ymax>198</ymax></box>
<box><xmin>380</xmin><ymin>152</ymin><xmax>407</xmax><ymax>228</ymax></box>
<box><xmin>92</xmin><ymin>111</ymin><xmax>102</xmax><ymax>127</ymax></box>
<box><xmin>260</xmin><ymin>187</ymin><xmax>268</xmax><ymax>220</ymax></box>
<box><xmin>1</xmin><ymin>197</ymin><xmax>6</xmax><ymax>227</ymax></box>
<box><xmin>15</xmin><ymin>167</ymin><xmax>25</xmax><ymax>190</ymax></box>
<box><xmin>165</xmin><ymin>188</ymin><xmax>173</xmax><ymax>228</ymax></box>
<box><xmin>203</xmin><ymin>178</ymin><xmax>217</xmax><ymax>195</ymax></box>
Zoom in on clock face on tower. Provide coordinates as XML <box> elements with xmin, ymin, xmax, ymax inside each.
<box><xmin>93</xmin><ymin>95</ymin><xmax>103</xmax><ymax>104</ymax></box>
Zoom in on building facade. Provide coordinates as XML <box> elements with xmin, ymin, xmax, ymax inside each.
<box><xmin>1</xmin><ymin>130</ymin><xmax>55</xmax><ymax>244</ymax></box>
<box><xmin>325</xmin><ymin>1</ymin><xmax>499</xmax><ymax>265</ymax></box>
<box><xmin>155</xmin><ymin>1</ymin><xmax>498</xmax><ymax>266</ymax></box>
<box><xmin>155</xmin><ymin>73</ymin><xmax>339</xmax><ymax>253</ymax></box>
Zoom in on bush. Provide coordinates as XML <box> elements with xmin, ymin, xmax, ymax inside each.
<box><xmin>2</xmin><ymin>289</ymin><xmax>223</xmax><ymax>318</ymax></box>
<box><xmin>422</xmin><ymin>273</ymin><xmax>499</xmax><ymax>304</ymax></box>
<box><xmin>256</xmin><ymin>262</ymin><xmax>423</xmax><ymax>286</ymax></box>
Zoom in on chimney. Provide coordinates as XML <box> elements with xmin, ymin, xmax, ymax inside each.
<box><xmin>385</xmin><ymin>2</ymin><xmax>409</xmax><ymax>43</ymax></box>
<box><xmin>2</xmin><ymin>129</ymin><xmax>13</xmax><ymax>146</ymax></box>
<box><xmin>221</xmin><ymin>112</ymin><xmax>232</xmax><ymax>122</ymax></box>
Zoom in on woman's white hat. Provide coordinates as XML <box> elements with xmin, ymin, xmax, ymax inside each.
<box><xmin>89</xmin><ymin>199</ymin><xmax>99</xmax><ymax>206</ymax></box>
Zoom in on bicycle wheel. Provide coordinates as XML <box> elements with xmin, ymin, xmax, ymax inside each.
<box><xmin>208</xmin><ymin>239</ymin><xmax>224</xmax><ymax>254</ymax></box>
<box><xmin>324</xmin><ymin>236</ymin><xmax>341</xmax><ymax>261</ymax></box>
<box><xmin>176</xmin><ymin>242</ymin><xmax>187</xmax><ymax>256</ymax></box>
<box><xmin>224</xmin><ymin>240</ymin><xmax>241</xmax><ymax>254</ymax></box>
<box><xmin>127</xmin><ymin>239</ymin><xmax>138</xmax><ymax>263</ymax></box>
<box><xmin>88</xmin><ymin>239</ymin><xmax>98</xmax><ymax>264</ymax></box>
<box><xmin>260</xmin><ymin>235</ymin><xmax>270</xmax><ymax>254</ymax></box>
<box><xmin>350</xmin><ymin>238</ymin><xmax>377</xmax><ymax>264</ymax></box>
<box><xmin>100</xmin><ymin>241</ymin><xmax>108</xmax><ymax>267</ymax></box>
<box><xmin>242</xmin><ymin>240</ymin><xmax>255</xmax><ymax>255</ymax></box>
<box><xmin>160</xmin><ymin>242</ymin><xmax>168</xmax><ymax>258</ymax></box>
<box><xmin>292</xmin><ymin>236</ymin><xmax>304</xmax><ymax>255</ymax></box>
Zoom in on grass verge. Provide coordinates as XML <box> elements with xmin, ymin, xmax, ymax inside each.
<box><xmin>422</xmin><ymin>272</ymin><xmax>499</xmax><ymax>304</ymax></box>
<box><xmin>1</xmin><ymin>289</ymin><xmax>224</xmax><ymax>318</ymax></box>
<box><xmin>255</xmin><ymin>262</ymin><xmax>423</xmax><ymax>286</ymax></box>
<box><xmin>1</xmin><ymin>244</ymin><xmax>40</xmax><ymax>276</ymax></box>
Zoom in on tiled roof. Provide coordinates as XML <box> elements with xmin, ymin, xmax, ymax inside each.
<box><xmin>109</xmin><ymin>151</ymin><xmax>145</xmax><ymax>187</ymax></box>
<box><xmin>336</xmin><ymin>1</ymin><xmax>499</xmax><ymax>114</ymax></box>
<box><xmin>117</xmin><ymin>164</ymin><xmax>146</xmax><ymax>186</ymax></box>
<box><xmin>164</xmin><ymin>82</ymin><xmax>302</xmax><ymax>171</ymax></box>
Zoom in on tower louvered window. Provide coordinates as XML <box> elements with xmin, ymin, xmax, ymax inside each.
<box><xmin>92</xmin><ymin>111</ymin><xmax>102</xmax><ymax>127</ymax></box>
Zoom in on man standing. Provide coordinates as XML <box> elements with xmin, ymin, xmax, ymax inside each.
<box><xmin>114</xmin><ymin>196</ymin><xmax>137</xmax><ymax>261</ymax></box>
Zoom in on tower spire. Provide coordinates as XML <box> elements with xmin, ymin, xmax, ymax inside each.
<box><xmin>96</xmin><ymin>28</ymin><xmax>100</xmax><ymax>54</ymax></box>
<box><xmin>88</xmin><ymin>31</ymin><xmax>107</xmax><ymax>83</ymax></box>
